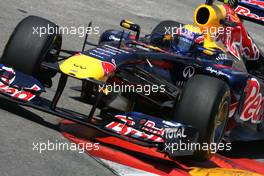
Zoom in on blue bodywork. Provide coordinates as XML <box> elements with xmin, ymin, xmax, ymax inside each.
<box><xmin>85</xmin><ymin>29</ymin><xmax>264</xmax><ymax>126</ymax></box>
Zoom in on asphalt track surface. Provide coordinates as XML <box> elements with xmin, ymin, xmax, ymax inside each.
<box><xmin>0</xmin><ymin>0</ymin><xmax>263</xmax><ymax>176</ymax></box>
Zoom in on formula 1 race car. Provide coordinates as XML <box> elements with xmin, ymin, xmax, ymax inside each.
<box><xmin>0</xmin><ymin>0</ymin><xmax>263</xmax><ymax>160</ymax></box>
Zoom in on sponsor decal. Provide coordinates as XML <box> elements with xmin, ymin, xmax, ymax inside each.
<box><xmin>0</xmin><ymin>66</ymin><xmax>41</xmax><ymax>101</ymax></box>
<box><xmin>73</xmin><ymin>63</ymin><xmax>87</xmax><ymax>69</ymax></box>
<box><xmin>162</xmin><ymin>120</ymin><xmax>182</xmax><ymax>127</ymax></box>
<box><xmin>105</xmin><ymin>115</ymin><xmax>164</xmax><ymax>142</ymax></box>
<box><xmin>242</xmin><ymin>0</ymin><xmax>264</xmax><ymax>9</ymax></box>
<box><xmin>223</xmin><ymin>26</ymin><xmax>260</xmax><ymax>60</ymax></box>
<box><xmin>216</xmin><ymin>53</ymin><xmax>228</xmax><ymax>61</ymax></box>
<box><xmin>164</xmin><ymin>127</ymin><xmax>187</xmax><ymax>139</ymax></box>
<box><xmin>183</xmin><ymin>66</ymin><xmax>195</xmax><ymax>78</ymax></box>
<box><xmin>142</xmin><ymin>120</ymin><xmax>164</xmax><ymax>136</ymax></box>
<box><xmin>240</xmin><ymin>78</ymin><xmax>264</xmax><ymax>123</ymax></box>
<box><xmin>235</xmin><ymin>5</ymin><xmax>264</xmax><ymax>22</ymax></box>
<box><xmin>0</xmin><ymin>82</ymin><xmax>40</xmax><ymax>101</ymax></box>
<box><xmin>0</xmin><ymin>66</ymin><xmax>15</xmax><ymax>83</ymax></box>
<box><xmin>89</xmin><ymin>51</ymin><xmax>106</xmax><ymax>60</ymax></box>
<box><xmin>206</xmin><ymin>67</ymin><xmax>230</xmax><ymax>78</ymax></box>
<box><xmin>104</xmin><ymin>45</ymin><xmax>130</xmax><ymax>54</ymax></box>
<box><xmin>109</xmin><ymin>35</ymin><xmax>121</xmax><ymax>41</ymax></box>
<box><xmin>97</xmin><ymin>48</ymin><xmax>117</xmax><ymax>56</ymax></box>
<box><xmin>220</xmin><ymin>5</ymin><xmax>260</xmax><ymax>61</ymax></box>
<box><xmin>90</xmin><ymin>49</ymin><xmax>111</xmax><ymax>58</ymax></box>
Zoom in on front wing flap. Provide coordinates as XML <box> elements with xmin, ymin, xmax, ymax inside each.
<box><xmin>103</xmin><ymin>112</ymin><xmax>199</xmax><ymax>156</ymax></box>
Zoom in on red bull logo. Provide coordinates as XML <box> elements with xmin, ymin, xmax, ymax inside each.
<box><xmin>0</xmin><ymin>82</ymin><xmax>41</xmax><ymax>102</ymax></box>
<box><xmin>244</xmin><ymin>0</ymin><xmax>264</xmax><ymax>9</ymax></box>
<box><xmin>241</xmin><ymin>78</ymin><xmax>264</xmax><ymax>123</ymax></box>
<box><xmin>105</xmin><ymin>115</ymin><xmax>164</xmax><ymax>142</ymax></box>
<box><xmin>0</xmin><ymin>67</ymin><xmax>41</xmax><ymax>102</ymax></box>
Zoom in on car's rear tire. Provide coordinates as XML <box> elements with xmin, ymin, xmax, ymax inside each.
<box><xmin>1</xmin><ymin>16</ymin><xmax>62</xmax><ymax>87</ymax></box>
<box><xmin>174</xmin><ymin>75</ymin><xmax>230</xmax><ymax>160</ymax></box>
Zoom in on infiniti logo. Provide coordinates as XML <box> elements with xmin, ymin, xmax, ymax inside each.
<box><xmin>183</xmin><ymin>66</ymin><xmax>195</xmax><ymax>78</ymax></box>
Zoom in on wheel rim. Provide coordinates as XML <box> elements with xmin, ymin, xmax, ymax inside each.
<box><xmin>212</xmin><ymin>97</ymin><xmax>229</xmax><ymax>143</ymax></box>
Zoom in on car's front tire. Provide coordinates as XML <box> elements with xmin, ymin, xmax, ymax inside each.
<box><xmin>174</xmin><ymin>75</ymin><xmax>230</xmax><ymax>160</ymax></box>
<box><xmin>1</xmin><ymin>16</ymin><xmax>62</xmax><ymax>87</ymax></box>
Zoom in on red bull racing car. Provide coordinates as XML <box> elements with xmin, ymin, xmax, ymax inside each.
<box><xmin>0</xmin><ymin>0</ymin><xmax>263</xmax><ymax>160</ymax></box>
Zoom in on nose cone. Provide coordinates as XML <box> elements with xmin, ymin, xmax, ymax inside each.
<box><xmin>59</xmin><ymin>54</ymin><xmax>105</xmax><ymax>80</ymax></box>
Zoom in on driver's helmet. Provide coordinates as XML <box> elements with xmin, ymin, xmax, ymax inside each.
<box><xmin>171</xmin><ymin>25</ymin><xmax>203</xmax><ymax>54</ymax></box>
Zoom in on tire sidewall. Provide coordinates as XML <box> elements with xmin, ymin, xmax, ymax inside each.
<box><xmin>1</xmin><ymin>16</ymin><xmax>61</xmax><ymax>76</ymax></box>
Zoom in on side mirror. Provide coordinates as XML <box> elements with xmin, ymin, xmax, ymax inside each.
<box><xmin>120</xmin><ymin>20</ymin><xmax>141</xmax><ymax>40</ymax></box>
